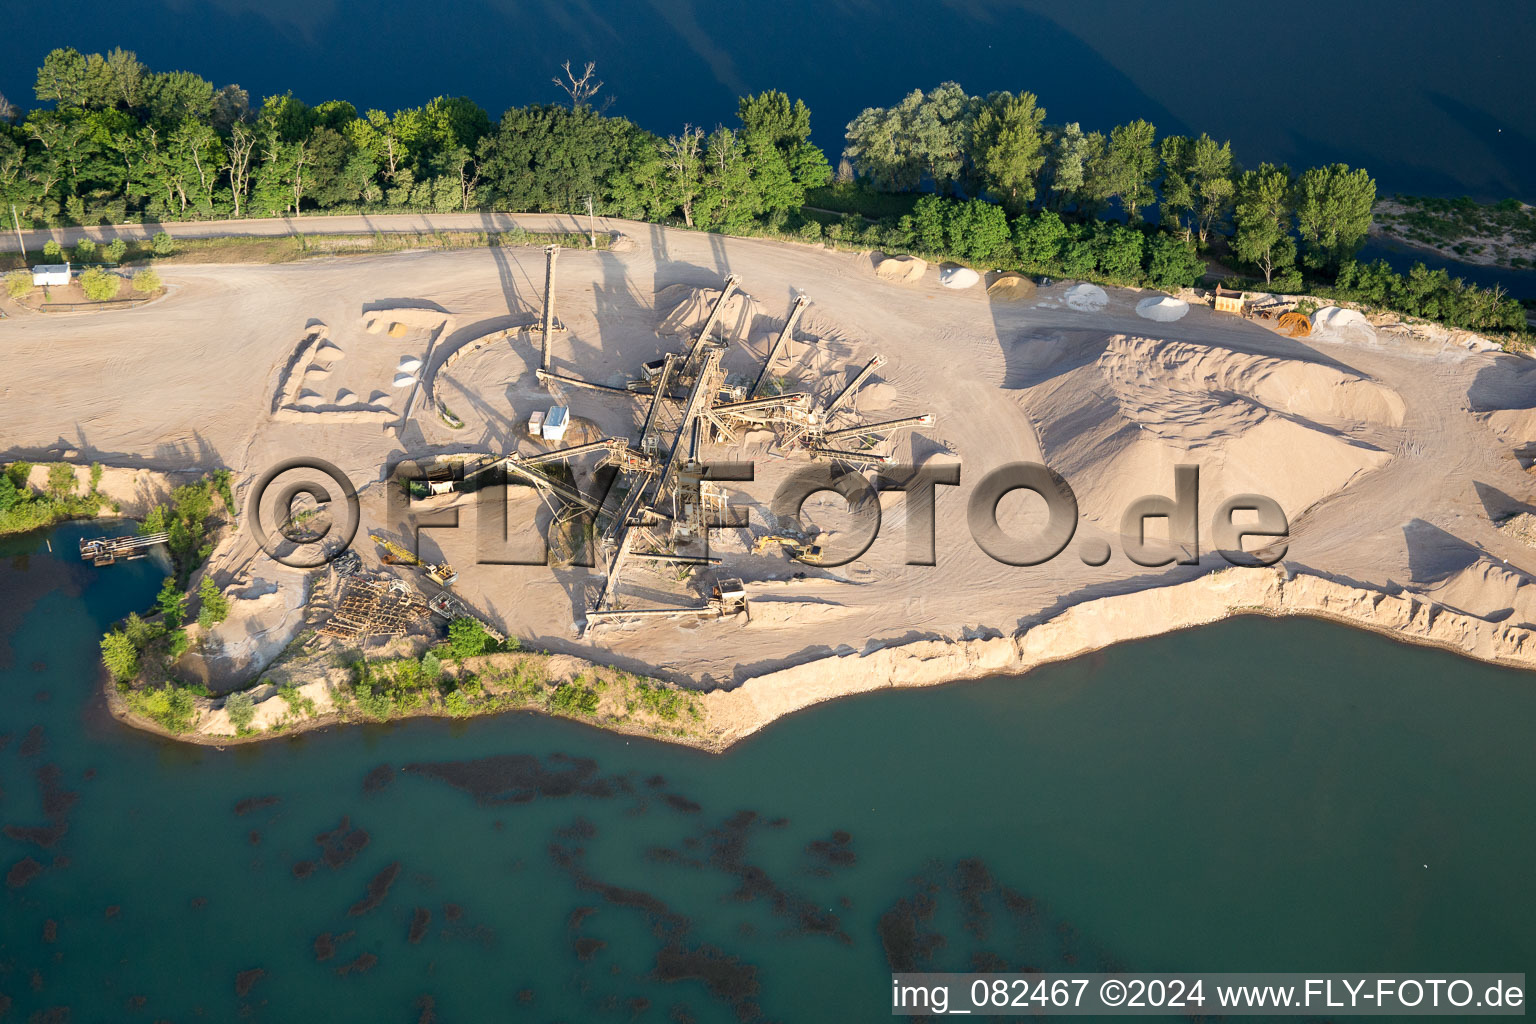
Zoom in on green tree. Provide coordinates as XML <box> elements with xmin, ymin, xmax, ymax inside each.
<box><xmin>73</xmin><ymin>237</ymin><xmax>97</xmax><ymax>261</ymax></box>
<box><xmin>157</xmin><ymin>576</ymin><xmax>187</xmax><ymax>629</ymax></box>
<box><xmin>100</xmin><ymin>629</ymin><xmax>139</xmax><ymax>681</ymax></box>
<box><xmin>843</xmin><ymin>83</ymin><xmax>976</xmax><ymax>195</ymax></box>
<box><xmin>42</xmin><ymin>240</ymin><xmax>62</xmax><ymax>260</ymax></box>
<box><xmin>197</xmin><ymin>575</ymin><xmax>230</xmax><ymax>629</ymax></box>
<box><xmin>1089</xmin><ymin>222</ymin><xmax>1145</xmax><ymax>282</ymax></box>
<box><xmin>1013</xmin><ymin>210</ymin><xmax>1073</xmax><ymax>273</ymax></box>
<box><xmin>694</xmin><ymin>126</ymin><xmax>762</xmax><ymax>232</ymax></box>
<box><xmin>151</xmin><ymin>230</ymin><xmax>173</xmax><ymax>255</ymax></box>
<box><xmin>1159</xmin><ymin>133</ymin><xmax>1233</xmax><ymax>244</ymax></box>
<box><xmin>478</xmin><ymin>104</ymin><xmax>646</xmax><ymax>215</ymax></box>
<box><xmin>131</xmin><ymin>268</ymin><xmax>161</xmax><ymax>293</ymax></box>
<box><xmin>105</xmin><ymin>237</ymin><xmax>127</xmax><ymax>262</ymax></box>
<box><xmin>1233</xmin><ymin>163</ymin><xmax>1296</xmax><ymax>285</ymax></box>
<box><xmin>969</xmin><ymin>91</ymin><xmax>1047</xmax><ymax>214</ymax></box>
<box><xmin>79</xmin><ymin>266</ymin><xmax>120</xmax><ymax>300</ymax></box>
<box><xmin>1091</xmin><ymin>119</ymin><xmax>1159</xmax><ymax>222</ymax></box>
<box><xmin>1294</xmin><ymin>163</ymin><xmax>1376</xmax><ymax>271</ymax></box>
<box><xmin>35</xmin><ymin>49</ymin><xmax>91</xmax><ymax>108</ymax></box>
<box><xmin>737</xmin><ymin>90</ymin><xmax>830</xmax><ymax>189</ymax></box>
<box><xmin>1145</xmin><ymin>233</ymin><xmax>1206</xmax><ymax>290</ymax></box>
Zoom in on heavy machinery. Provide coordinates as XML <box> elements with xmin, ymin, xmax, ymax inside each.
<box><xmin>369</xmin><ymin>532</ymin><xmax>459</xmax><ymax>587</ymax></box>
<box><xmin>752</xmin><ymin>533</ymin><xmax>824</xmax><ymax>565</ymax></box>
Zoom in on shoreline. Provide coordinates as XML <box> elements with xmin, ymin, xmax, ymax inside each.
<box><xmin>105</xmin><ymin>566</ymin><xmax>1536</xmax><ymax>754</ymax></box>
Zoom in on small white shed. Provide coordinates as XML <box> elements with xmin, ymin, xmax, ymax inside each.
<box><xmin>32</xmin><ymin>262</ymin><xmax>70</xmax><ymax>287</ymax></box>
<box><xmin>542</xmin><ymin>405</ymin><xmax>570</xmax><ymax>441</ymax></box>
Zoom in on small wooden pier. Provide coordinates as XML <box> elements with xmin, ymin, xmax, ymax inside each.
<box><xmin>79</xmin><ymin>532</ymin><xmax>170</xmax><ymax>566</ymax></box>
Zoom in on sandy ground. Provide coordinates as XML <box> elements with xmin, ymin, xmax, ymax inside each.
<box><xmin>6</xmin><ymin>217</ymin><xmax>1536</xmax><ymax>739</ymax></box>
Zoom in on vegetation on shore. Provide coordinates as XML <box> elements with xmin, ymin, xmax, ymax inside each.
<box><xmin>1373</xmin><ymin>195</ymin><xmax>1536</xmax><ymax>267</ymax></box>
<box><xmin>337</xmin><ymin>623</ymin><xmax>705</xmax><ymax>741</ymax></box>
<box><xmin>2</xmin><ymin>48</ymin><xmax>1525</xmax><ymax>342</ymax></box>
<box><xmin>110</xmin><ymin>614</ymin><xmax>711</xmax><ymax>744</ymax></box>
<box><xmin>98</xmin><ymin>471</ymin><xmax>239</xmax><ymax>721</ymax></box>
<box><xmin>0</xmin><ymin>460</ymin><xmax>109</xmax><ymax>536</ymax></box>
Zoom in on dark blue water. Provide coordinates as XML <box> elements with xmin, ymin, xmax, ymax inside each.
<box><xmin>4</xmin><ymin>0</ymin><xmax>1533</xmax><ymax>203</ymax></box>
<box><xmin>1357</xmin><ymin>239</ymin><xmax>1536</xmax><ymax>300</ymax></box>
<box><xmin>3</xmin><ymin>522</ymin><xmax>1535</xmax><ymax>1020</ymax></box>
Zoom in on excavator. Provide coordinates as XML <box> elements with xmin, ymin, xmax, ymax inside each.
<box><xmin>751</xmin><ymin>533</ymin><xmax>825</xmax><ymax>565</ymax></box>
<box><xmin>369</xmin><ymin>532</ymin><xmax>459</xmax><ymax>587</ymax></box>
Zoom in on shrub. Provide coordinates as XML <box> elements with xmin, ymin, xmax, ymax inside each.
<box><xmin>151</xmin><ymin>231</ymin><xmax>174</xmax><ymax>256</ymax></box>
<box><xmin>42</xmin><ymin>240</ymin><xmax>61</xmax><ymax>260</ymax></box>
<box><xmin>79</xmin><ymin>266</ymin><xmax>120</xmax><ymax>301</ymax></box>
<box><xmin>549</xmin><ymin>682</ymin><xmax>600</xmax><ymax>717</ymax></box>
<box><xmin>73</xmin><ymin>238</ymin><xmax>97</xmax><ymax>262</ymax></box>
<box><xmin>100</xmin><ymin>630</ymin><xmax>139</xmax><ymax>682</ymax></box>
<box><xmin>224</xmin><ymin>690</ymin><xmax>255</xmax><ymax>731</ymax></box>
<box><xmin>126</xmin><ymin>683</ymin><xmax>199</xmax><ymax>732</ymax></box>
<box><xmin>105</xmin><ymin>238</ymin><xmax>128</xmax><ymax>263</ymax></box>
<box><xmin>279</xmin><ymin>682</ymin><xmax>317</xmax><ymax>718</ymax></box>
<box><xmin>131</xmin><ymin>268</ymin><xmax>161</xmax><ymax>293</ymax></box>
<box><xmin>89</xmin><ymin>461</ymin><xmax>103</xmax><ymax>491</ymax></box>
<box><xmin>446</xmin><ymin>617</ymin><xmax>491</xmax><ymax>658</ymax></box>
<box><xmin>420</xmin><ymin>652</ymin><xmax>443</xmax><ymax>683</ymax></box>
<box><xmin>1145</xmin><ymin>233</ymin><xmax>1206</xmax><ymax>291</ymax></box>
<box><xmin>123</xmin><ymin>612</ymin><xmax>164</xmax><ymax>650</ymax></box>
<box><xmin>211</xmin><ymin>468</ymin><xmax>236</xmax><ymax>518</ymax></box>
<box><xmin>5</xmin><ymin>270</ymin><xmax>31</xmax><ymax>298</ymax></box>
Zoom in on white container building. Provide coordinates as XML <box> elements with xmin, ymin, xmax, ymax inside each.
<box><xmin>541</xmin><ymin>405</ymin><xmax>570</xmax><ymax>441</ymax></box>
<box><xmin>31</xmin><ymin>263</ymin><xmax>70</xmax><ymax>287</ymax></box>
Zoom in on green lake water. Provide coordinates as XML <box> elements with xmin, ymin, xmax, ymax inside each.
<box><xmin>2</xmin><ymin>522</ymin><xmax>1533</xmax><ymax>1021</ymax></box>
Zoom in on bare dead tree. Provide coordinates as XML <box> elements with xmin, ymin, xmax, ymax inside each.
<box><xmin>226</xmin><ymin>121</ymin><xmax>256</xmax><ymax>218</ymax></box>
<box><xmin>553</xmin><ymin>60</ymin><xmax>604</xmax><ymax>110</ymax></box>
<box><xmin>0</xmin><ymin>92</ymin><xmax>16</xmax><ymax>123</ymax></box>
<box><xmin>663</xmin><ymin>126</ymin><xmax>704</xmax><ymax>228</ymax></box>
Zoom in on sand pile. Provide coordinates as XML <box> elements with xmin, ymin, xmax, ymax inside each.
<box><xmin>1135</xmin><ymin>295</ymin><xmax>1189</xmax><ymax>322</ymax></box>
<box><xmin>1026</xmin><ymin>335</ymin><xmax>1401</xmax><ymax>521</ymax></box>
<box><xmin>1311</xmin><ymin>306</ymin><xmax>1377</xmax><ymax>344</ymax></box>
<box><xmin>1425</xmin><ymin>557</ymin><xmax>1536</xmax><ymax>627</ymax></box>
<box><xmin>363</xmin><ymin>307</ymin><xmax>452</xmax><ymax>333</ymax></box>
<box><xmin>874</xmin><ymin>254</ymin><xmax>927</xmax><ymax>283</ymax></box>
<box><xmin>939</xmin><ymin>264</ymin><xmax>980</xmax><ymax>289</ymax></box>
<box><xmin>986</xmin><ymin>272</ymin><xmax>1036</xmax><ymax>301</ymax></box>
<box><xmin>657</xmin><ymin>284</ymin><xmax>766</xmax><ymax>341</ymax></box>
<box><xmin>1065</xmin><ymin>283</ymin><xmax>1108</xmax><ymax>311</ymax></box>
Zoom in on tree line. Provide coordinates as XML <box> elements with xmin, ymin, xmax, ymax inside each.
<box><xmin>0</xmin><ymin>49</ymin><xmax>1524</xmax><ymax>334</ymax></box>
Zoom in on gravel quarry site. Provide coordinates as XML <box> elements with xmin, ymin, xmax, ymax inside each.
<box><xmin>6</xmin><ymin>218</ymin><xmax>1536</xmax><ymax>743</ymax></box>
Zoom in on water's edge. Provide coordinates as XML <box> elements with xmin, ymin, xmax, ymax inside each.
<box><xmin>108</xmin><ymin>566</ymin><xmax>1536</xmax><ymax>753</ymax></box>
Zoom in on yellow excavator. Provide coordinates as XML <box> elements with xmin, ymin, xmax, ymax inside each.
<box><xmin>370</xmin><ymin>532</ymin><xmax>459</xmax><ymax>587</ymax></box>
<box><xmin>751</xmin><ymin>533</ymin><xmax>825</xmax><ymax>565</ymax></box>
